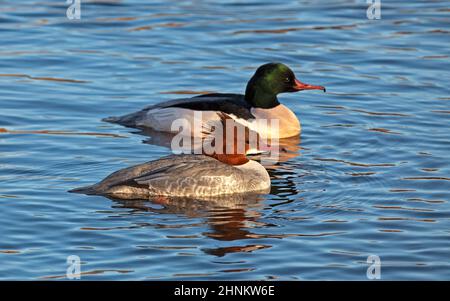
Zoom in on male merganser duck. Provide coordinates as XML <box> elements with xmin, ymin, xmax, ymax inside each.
<box><xmin>70</xmin><ymin>114</ymin><xmax>271</xmax><ymax>199</ymax></box>
<box><xmin>104</xmin><ymin>62</ymin><xmax>325</xmax><ymax>139</ymax></box>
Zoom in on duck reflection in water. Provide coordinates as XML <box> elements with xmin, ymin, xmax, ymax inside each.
<box><xmin>107</xmin><ymin>193</ymin><xmax>268</xmax><ymax>257</ymax></box>
<box><xmin>136</xmin><ymin>127</ymin><xmax>302</xmax><ymax>166</ymax></box>
<box><xmin>105</xmin><ymin>167</ymin><xmax>300</xmax><ymax>258</ymax></box>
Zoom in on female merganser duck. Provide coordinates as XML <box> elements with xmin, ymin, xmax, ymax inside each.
<box><xmin>104</xmin><ymin>62</ymin><xmax>325</xmax><ymax>139</ymax></box>
<box><xmin>70</xmin><ymin>114</ymin><xmax>271</xmax><ymax>199</ymax></box>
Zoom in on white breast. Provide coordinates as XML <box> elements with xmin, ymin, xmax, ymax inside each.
<box><xmin>250</xmin><ymin>105</ymin><xmax>301</xmax><ymax>138</ymax></box>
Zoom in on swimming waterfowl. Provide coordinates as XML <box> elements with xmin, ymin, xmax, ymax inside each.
<box><xmin>70</xmin><ymin>114</ymin><xmax>271</xmax><ymax>199</ymax></box>
<box><xmin>104</xmin><ymin>62</ymin><xmax>325</xmax><ymax>139</ymax></box>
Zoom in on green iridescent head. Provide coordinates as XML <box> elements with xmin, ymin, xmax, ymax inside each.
<box><xmin>245</xmin><ymin>62</ymin><xmax>325</xmax><ymax>109</ymax></box>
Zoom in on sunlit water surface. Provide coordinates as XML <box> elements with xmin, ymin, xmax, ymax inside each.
<box><xmin>0</xmin><ymin>0</ymin><xmax>449</xmax><ymax>280</ymax></box>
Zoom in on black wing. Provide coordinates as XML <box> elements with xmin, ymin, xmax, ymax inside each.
<box><xmin>160</xmin><ymin>93</ymin><xmax>253</xmax><ymax>120</ymax></box>
<box><xmin>104</xmin><ymin>93</ymin><xmax>254</xmax><ymax>127</ymax></box>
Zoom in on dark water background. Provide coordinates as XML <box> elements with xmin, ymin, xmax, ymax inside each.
<box><xmin>0</xmin><ymin>0</ymin><xmax>449</xmax><ymax>280</ymax></box>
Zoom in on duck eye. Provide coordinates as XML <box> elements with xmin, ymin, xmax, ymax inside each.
<box><xmin>285</xmin><ymin>77</ymin><xmax>290</xmax><ymax>83</ymax></box>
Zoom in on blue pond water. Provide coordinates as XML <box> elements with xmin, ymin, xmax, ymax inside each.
<box><xmin>0</xmin><ymin>0</ymin><xmax>449</xmax><ymax>280</ymax></box>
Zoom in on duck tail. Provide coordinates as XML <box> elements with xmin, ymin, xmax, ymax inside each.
<box><xmin>102</xmin><ymin>116</ymin><xmax>121</xmax><ymax>123</ymax></box>
<box><xmin>102</xmin><ymin>110</ymin><xmax>146</xmax><ymax>127</ymax></box>
<box><xmin>68</xmin><ymin>184</ymin><xmax>98</xmax><ymax>195</ymax></box>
